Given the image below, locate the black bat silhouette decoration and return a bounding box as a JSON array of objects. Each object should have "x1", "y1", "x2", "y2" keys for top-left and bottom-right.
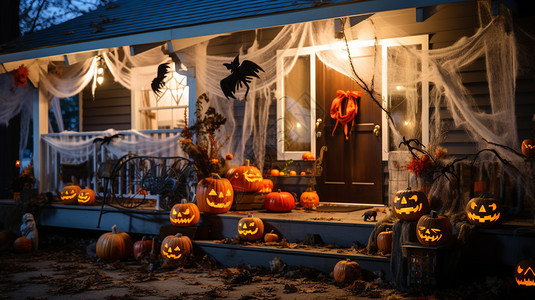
[
  {"x1": 220, "y1": 55, "x2": 264, "y2": 100},
  {"x1": 93, "y1": 134, "x2": 124, "y2": 148},
  {"x1": 151, "y1": 63, "x2": 170, "y2": 96}
]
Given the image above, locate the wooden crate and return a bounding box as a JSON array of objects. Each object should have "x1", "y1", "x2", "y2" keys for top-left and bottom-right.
[{"x1": 232, "y1": 192, "x2": 267, "y2": 210}]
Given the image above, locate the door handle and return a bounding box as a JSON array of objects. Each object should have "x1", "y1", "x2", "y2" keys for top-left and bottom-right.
[{"x1": 373, "y1": 124, "x2": 381, "y2": 136}]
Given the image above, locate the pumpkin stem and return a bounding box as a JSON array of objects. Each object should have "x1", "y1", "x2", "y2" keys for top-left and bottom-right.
[
  {"x1": 247, "y1": 214, "x2": 253, "y2": 217},
  {"x1": 112, "y1": 225, "x2": 118, "y2": 234},
  {"x1": 430, "y1": 210, "x2": 438, "y2": 218},
  {"x1": 181, "y1": 198, "x2": 187, "y2": 204},
  {"x1": 245, "y1": 159, "x2": 250, "y2": 166},
  {"x1": 174, "y1": 233, "x2": 183, "y2": 238},
  {"x1": 211, "y1": 173, "x2": 222, "y2": 179}
]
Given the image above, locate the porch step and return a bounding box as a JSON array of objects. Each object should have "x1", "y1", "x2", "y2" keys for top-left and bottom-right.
[{"x1": 194, "y1": 240, "x2": 392, "y2": 280}]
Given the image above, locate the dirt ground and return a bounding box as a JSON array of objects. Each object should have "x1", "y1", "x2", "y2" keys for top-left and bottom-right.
[{"x1": 0, "y1": 232, "x2": 529, "y2": 300}]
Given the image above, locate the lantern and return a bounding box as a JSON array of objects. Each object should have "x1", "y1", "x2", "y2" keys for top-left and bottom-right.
[
  {"x1": 392, "y1": 188, "x2": 430, "y2": 221},
  {"x1": 226, "y1": 159, "x2": 263, "y2": 192},
  {"x1": 133, "y1": 236, "x2": 159, "y2": 261},
  {"x1": 96, "y1": 225, "x2": 133, "y2": 261},
  {"x1": 515, "y1": 260, "x2": 535, "y2": 287},
  {"x1": 169, "y1": 199, "x2": 200, "y2": 227},
  {"x1": 522, "y1": 139, "x2": 535, "y2": 158},
  {"x1": 416, "y1": 211, "x2": 452, "y2": 247},
  {"x1": 196, "y1": 173, "x2": 234, "y2": 214},
  {"x1": 161, "y1": 233, "x2": 192, "y2": 263},
  {"x1": 333, "y1": 259, "x2": 361, "y2": 284},
  {"x1": 377, "y1": 229, "x2": 393, "y2": 253},
  {"x1": 238, "y1": 214, "x2": 264, "y2": 241},
  {"x1": 77, "y1": 188, "x2": 96, "y2": 206},
  {"x1": 466, "y1": 196, "x2": 502, "y2": 227},
  {"x1": 259, "y1": 179, "x2": 274, "y2": 193},
  {"x1": 264, "y1": 190, "x2": 295, "y2": 212},
  {"x1": 300, "y1": 189, "x2": 320, "y2": 209},
  {"x1": 60, "y1": 185, "x2": 82, "y2": 205}
]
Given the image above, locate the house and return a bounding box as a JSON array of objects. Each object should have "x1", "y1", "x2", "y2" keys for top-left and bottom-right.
[{"x1": 1, "y1": 0, "x2": 534, "y2": 287}]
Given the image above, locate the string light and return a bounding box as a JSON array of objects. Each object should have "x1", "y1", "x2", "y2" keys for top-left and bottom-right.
[{"x1": 96, "y1": 56, "x2": 104, "y2": 85}]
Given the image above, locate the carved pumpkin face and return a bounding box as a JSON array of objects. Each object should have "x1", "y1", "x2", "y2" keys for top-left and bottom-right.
[
  {"x1": 515, "y1": 260, "x2": 535, "y2": 287},
  {"x1": 160, "y1": 233, "x2": 192, "y2": 263},
  {"x1": 466, "y1": 197, "x2": 501, "y2": 227},
  {"x1": 393, "y1": 189, "x2": 430, "y2": 221},
  {"x1": 416, "y1": 211, "x2": 452, "y2": 247},
  {"x1": 259, "y1": 179, "x2": 274, "y2": 193},
  {"x1": 196, "y1": 174, "x2": 234, "y2": 214},
  {"x1": 522, "y1": 139, "x2": 535, "y2": 158},
  {"x1": 60, "y1": 185, "x2": 82, "y2": 205},
  {"x1": 226, "y1": 159, "x2": 263, "y2": 192},
  {"x1": 238, "y1": 214, "x2": 264, "y2": 241},
  {"x1": 77, "y1": 188, "x2": 96, "y2": 206},
  {"x1": 170, "y1": 201, "x2": 200, "y2": 227},
  {"x1": 264, "y1": 190, "x2": 295, "y2": 212},
  {"x1": 300, "y1": 190, "x2": 320, "y2": 209}
]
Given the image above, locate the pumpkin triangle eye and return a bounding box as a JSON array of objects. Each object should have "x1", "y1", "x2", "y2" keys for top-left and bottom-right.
[
  {"x1": 168, "y1": 247, "x2": 173, "y2": 253},
  {"x1": 164, "y1": 243, "x2": 168, "y2": 248},
  {"x1": 226, "y1": 189, "x2": 232, "y2": 196},
  {"x1": 219, "y1": 192, "x2": 224, "y2": 198},
  {"x1": 242, "y1": 223, "x2": 247, "y2": 229},
  {"x1": 401, "y1": 197, "x2": 407, "y2": 204},
  {"x1": 209, "y1": 189, "x2": 217, "y2": 196},
  {"x1": 174, "y1": 246, "x2": 180, "y2": 251},
  {"x1": 518, "y1": 265, "x2": 524, "y2": 274},
  {"x1": 479, "y1": 206, "x2": 487, "y2": 213}
]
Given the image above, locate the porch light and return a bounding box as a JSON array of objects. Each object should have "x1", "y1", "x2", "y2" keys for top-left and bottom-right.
[
  {"x1": 404, "y1": 121, "x2": 410, "y2": 126},
  {"x1": 96, "y1": 56, "x2": 105, "y2": 85}
]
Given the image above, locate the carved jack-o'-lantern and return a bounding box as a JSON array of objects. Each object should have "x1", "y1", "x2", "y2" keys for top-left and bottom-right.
[
  {"x1": 259, "y1": 179, "x2": 274, "y2": 193},
  {"x1": 77, "y1": 188, "x2": 96, "y2": 206},
  {"x1": 238, "y1": 214, "x2": 264, "y2": 241},
  {"x1": 226, "y1": 159, "x2": 263, "y2": 192},
  {"x1": 300, "y1": 189, "x2": 320, "y2": 209},
  {"x1": 169, "y1": 199, "x2": 200, "y2": 227},
  {"x1": 60, "y1": 185, "x2": 82, "y2": 205},
  {"x1": 466, "y1": 196, "x2": 502, "y2": 227},
  {"x1": 160, "y1": 233, "x2": 192, "y2": 263},
  {"x1": 515, "y1": 260, "x2": 535, "y2": 287},
  {"x1": 416, "y1": 211, "x2": 452, "y2": 247},
  {"x1": 196, "y1": 173, "x2": 234, "y2": 214},
  {"x1": 522, "y1": 139, "x2": 535, "y2": 158},
  {"x1": 392, "y1": 188, "x2": 430, "y2": 221}
]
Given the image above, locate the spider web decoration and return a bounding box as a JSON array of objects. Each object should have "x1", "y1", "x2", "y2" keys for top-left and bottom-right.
[{"x1": 155, "y1": 71, "x2": 188, "y2": 105}]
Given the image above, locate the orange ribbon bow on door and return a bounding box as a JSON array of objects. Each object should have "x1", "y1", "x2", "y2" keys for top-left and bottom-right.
[{"x1": 330, "y1": 90, "x2": 361, "y2": 140}]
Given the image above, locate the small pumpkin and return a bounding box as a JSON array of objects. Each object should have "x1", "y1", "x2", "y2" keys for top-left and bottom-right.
[
  {"x1": 161, "y1": 233, "x2": 192, "y2": 264},
  {"x1": 133, "y1": 236, "x2": 159, "y2": 261},
  {"x1": 302, "y1": 151, "x2": 315, "y2": 161},
  {"x1": 270, "y1": 169, "x2": 280, "y2": 176},
  {"x1": 238, "y1": 214, "x2": 264, "y2": 241},
  {"x1": 96, "y1": 225, "x2": 133, "y2": 261},
  {"x1": 377, "y1": 229, "x2": 393, "y2": 253},
  {"x1": 196, "y1": 173, "x2": 234, "y2": 214},
  {"x1": 333, "y1": 259, "x2": 361, "y2": 284},
  {"x1": 466, "y1": 196, "x2": 502, "y2": 227},
  {"x1": 77, "y1": 188, "x2": 96, "y2": 206},
  {"x1": 226, "y1": 159, "x2": 263, "y2": 192},
  {"x1": 264, "y1": 230, "x2": 279, "y2": 243},
  {"x1": 264, "y1": 190, "x2": 295, "y2": 212},
  {"x1": 60, "y1": 185, "x2": 82, "y2": 205},
  {"x1": 392, "y1": 188, "x2": 430, "y2": 221},
  {"x1": 522, "y1": 139, "x2": 535, "y2": 157},
  {"x1": 13, "y1": 236, "x2": 32, "y2": 253},
  {"x1": 416, "y1": 211, "x2": 452, "y2": 247},
  {"x1": 289, "y1": 170, "x2": 297, "y2": 176},
  {"x1": 259, "y1": 179, "x2": 274, "y2": 193},
  {"x1": 515, "y1": 259, "x2": 535, "y2": 287},
  {"x1": 170, "y1": 199, "x2": 200, "y2": 226},
  {"x1": 300, "y1": 188, "x2": 320, "y2": 209}
]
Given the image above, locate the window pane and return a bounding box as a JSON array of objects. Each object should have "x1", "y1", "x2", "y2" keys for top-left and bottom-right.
[{"x1": 283, "y1": 55, "x2": 311, "y2": 151}]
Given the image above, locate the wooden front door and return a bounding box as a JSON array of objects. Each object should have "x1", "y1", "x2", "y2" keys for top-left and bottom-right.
[{"x1": 315, "y1": 59, "x2": 383, "y2": 204}]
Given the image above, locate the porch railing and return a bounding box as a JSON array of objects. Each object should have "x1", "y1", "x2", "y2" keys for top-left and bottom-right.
[{"x1": 40, "y1": 129, "x2": 185, "y2": 208}]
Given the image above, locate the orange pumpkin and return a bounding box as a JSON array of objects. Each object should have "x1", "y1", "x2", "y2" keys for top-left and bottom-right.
[
  {"x1": 289, "y1": 170, "x2": 297, "y2": 176},
  {"x1": 264, "y1": 230, "x2": 279, "y2": 243},
  {"x1": 96, "y1": 225, "x2": 133, "y2": 261},
  {"x1": 170, "y1": 199, "x2": 200, "y2": 226},
  {"x1": 302, "y1": 151, "x2": 315, "y2": 161},
  {"x1": 333, "y1": 259, "x2": 361, "y2": 284},
  {"x1": 300, "y1": 189, "x2": 320, "y2": 209},
  {"x1": 133, "y1": 236, "x2": 159, "y2": 261},
  {"x1": 270, "y1": 169, "x2": 280, "y2": 177},
  {"x1": 77, "y1": 188, "x2": 96, "y2": 206},
  {"x1": 238, "y1": 214, "x2": 264, "y2": 241},
  {"x1": 13, "y1": 236, "x2": 32, "y2": 253},
  {"x1": 522, "y1": 139, "x2": 535, "y2": 157},
  {"x1": 226, "y1": 159, "x2": 263, "y2": 192},
  {"x1": 392, "y1": 188, "x2": 430, "y2": 221},
  {"x1": 377, "y1": 229, "x2": 393, "y2": 253},
  {"x1": 60, "y1": 185, "x2": 82, "y2": 205},
  {"x1": 259, "y1": 179, "x2": 274, "y2": 193},
  {"x1": 161, "y1": 233, "x2": 192, "y2": 264},
  {"x1": 196, "y1": 173, "x2": 234, "y2": 214},
  {"x1": 264, "y1": 190, "x2": 295, "y2": 212}
]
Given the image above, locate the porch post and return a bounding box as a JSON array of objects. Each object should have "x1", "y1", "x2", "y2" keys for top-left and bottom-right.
[{"x1": 33, "y1": 79, "x2": 49, "y2": 192}]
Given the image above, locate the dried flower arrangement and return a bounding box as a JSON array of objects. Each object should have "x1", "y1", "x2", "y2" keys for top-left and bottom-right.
[{"x1": 180, "y1": 93, "x2": 230, "y2": 179}]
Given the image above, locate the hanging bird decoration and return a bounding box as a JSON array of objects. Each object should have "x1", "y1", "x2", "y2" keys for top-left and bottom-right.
[
  {"x1": 220, "y1": 55, "x2": 264, "y2": 100},
  {"x1": 151, "y1": 63, "x2": 170, "y2": 96}
]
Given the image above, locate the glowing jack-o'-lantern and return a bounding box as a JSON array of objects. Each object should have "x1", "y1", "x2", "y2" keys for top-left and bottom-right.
[
  {"x1": 238, "y1": 214, "x2": 264, "y2": 241},
  {"x1": 416, "y1": 211, "x2": 452, "y2": 247},
  {"x1": 259, "y1": 179, "x2": 274, "y2": 193},
  {"x1": 392, "y1": 188, "x2": 430, "y2": 221},
  {"x1": 466, "y1": 196, "x2": 502, "y2": 227},
  {"x1": 60, "y1": 185, "x2": 82, "y2": 205},
  {"x1": 160, "y1": 233, "x2": 192, "y2": 264},
  {"x1": 169, "y1": 199, "x2": 200, "y2": 227},
  {"x1": 300, "y1": 189, "x2": 320, "y2": 209},
  {"x1": 77, "y1": 188, "x2": 96, "y2": 206},
  {"x1": 515, "y1": 260, "x2": 535, "y2": 287},
  {"x1": 522, "y1": 139, "x2": 535, "y2": 158},
  {"x1": 196, "y1": 173, "x2": 234, "y2": 214},
  {"x1": 226, "y1": 159, "x2": 263, "y2": 192}
]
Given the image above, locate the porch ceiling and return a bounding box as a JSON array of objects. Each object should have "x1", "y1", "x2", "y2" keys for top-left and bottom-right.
[{"x1": 0, "y1": 0, "x2": 468, "y2": 64}]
